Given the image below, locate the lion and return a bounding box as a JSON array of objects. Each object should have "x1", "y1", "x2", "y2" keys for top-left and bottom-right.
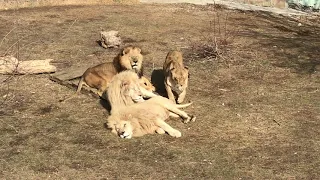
[
  {"x1": 106, "y1": 70, "x2": 158, "y2": 106},
  {"x1": 163, "y1": 50, "x2": 189, "y2": 104},
  {"x1": 139, "y1": 76, "x2": 156, "y2": 93},
  {"x1": 106, "y1": 71, "x2": 196, "y2": 138},
  {"x1": 76, "y1": 46, "x2": 143, "y2": 96},
  {"x1": 107, "y1": 102, "x2": 191, "y2": 139}
]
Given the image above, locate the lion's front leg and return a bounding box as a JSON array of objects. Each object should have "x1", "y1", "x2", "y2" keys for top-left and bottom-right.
[
  {"x1": 177, "y1": 89, "x2": 187, "y2": 104},
  {"x1": 165, "y1": 81, "x2": 176, "y2": 103},
  {"x1": 140, "y1": 87, "x2": 158, "y2": 98},
  {"x1": 154, "y1": 119, "x2": 181, "y2": 138}
]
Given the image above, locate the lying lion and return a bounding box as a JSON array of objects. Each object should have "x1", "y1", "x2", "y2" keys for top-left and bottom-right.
[
  {"x1": 106, "y1": 70, "x2": 158, "y2": 106},
  {"x1": 163, "y1": 50, "x2": 189, "y2": 104},
  {"x1": 77, "y1": 46, "x2": 144, "y2": 96},
  {"x1": 140, "y1": 76, "x2": 155, "y2": 93},
  {"x1": 107, "y1": 100, "x2": 193, "y2": 139},
  {"x1": 106, "y1": 71, "x2": 196, "y2": 139}
]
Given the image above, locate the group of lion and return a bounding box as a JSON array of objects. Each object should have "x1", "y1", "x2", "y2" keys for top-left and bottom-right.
[{"x1": 75, "y1": 46, "x2": 195, "y2": 139}]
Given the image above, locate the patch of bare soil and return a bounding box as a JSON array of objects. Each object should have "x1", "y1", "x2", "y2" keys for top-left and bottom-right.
[{"x1": 0, "y1": 4, "x2": 319, "y2": 179}]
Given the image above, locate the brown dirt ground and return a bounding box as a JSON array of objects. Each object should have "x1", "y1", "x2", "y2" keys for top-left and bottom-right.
[{"x1": 0, "y1": 3, "x2": 319, "y2": 179}]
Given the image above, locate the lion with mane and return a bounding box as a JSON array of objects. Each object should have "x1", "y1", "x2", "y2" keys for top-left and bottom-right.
[
  {"x1": 106, "y1": 71, "x2": 196, "y2": 139},
  {"x1": 77, "y1": 46, "x2": 144, "y2": 96}
]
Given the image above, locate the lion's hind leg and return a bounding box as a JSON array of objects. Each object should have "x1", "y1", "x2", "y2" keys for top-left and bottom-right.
[
  {"x1": 76, "y1": 77, "x2": 85, "y2": 94},
  {"x1": 60, "y1": 77, "x2": 85, "y2": 102},
  {"x1": 164, "y1": 104, "x2": 196, "y2": 123},
  {"x1": 169, "y1": 112, "x2": 180, "y2": 118},
  {"x1": 154, "y1": 119, "x2": 181, "y2": 138}
]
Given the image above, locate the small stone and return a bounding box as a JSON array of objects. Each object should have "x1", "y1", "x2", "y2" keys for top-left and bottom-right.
[{"x1": 100, "y1": 30, "x2": 122, "y2": 48}]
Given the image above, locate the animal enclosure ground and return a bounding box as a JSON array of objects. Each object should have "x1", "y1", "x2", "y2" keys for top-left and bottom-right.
[{"x1": 0, "y1": 4, "x2": 319, "y2": 179}]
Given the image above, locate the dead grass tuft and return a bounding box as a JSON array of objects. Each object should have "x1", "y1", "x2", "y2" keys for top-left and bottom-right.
[{"x1": 188, "y1": 8, "x2": 238, "y2": 61}]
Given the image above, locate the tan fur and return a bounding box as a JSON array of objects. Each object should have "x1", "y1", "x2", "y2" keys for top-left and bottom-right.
[
  {"x1": 140, "y1": 76, "x2": 156, "y2": 92},
  {"x1": 163, "y1": 50, "x2": 189, "y2": 104},
  {"x1": 106, "y1": 71, "x2": 158, "y2": 109},
  {"x1": 107, "y1": 103, "x2": 181, "y2": 138},
  {"x1": 76, "y1": 46, "x2": 143, "y2": 96},
  {"x1": 106, "y1": 71, "x2": 196, "y2": 138},
  {"x1": 107, "y1": 71, "x2": 194, "y2": 119}
]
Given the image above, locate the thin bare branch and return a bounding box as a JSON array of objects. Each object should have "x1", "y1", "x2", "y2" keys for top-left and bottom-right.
[{"x1": 0, "y1": 27, "x2": 17, "y2": 47}]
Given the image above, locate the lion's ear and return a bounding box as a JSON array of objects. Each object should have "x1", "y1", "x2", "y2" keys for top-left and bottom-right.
[
  {"x1": 123, "y1": 47, "x2": 131, "y2": 55},
  {"x1": 121, "y1": 80, "x2": 130, "y2": 87},
  {"x1": 106, "y1": 119, "x2": 114, "y2": 129},
  {"x1": 134, "y1": 47, "x2": 141, "y2": 53}
]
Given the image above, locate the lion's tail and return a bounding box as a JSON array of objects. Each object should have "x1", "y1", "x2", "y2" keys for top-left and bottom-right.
[
  {"x1": 60, "y1": 77, "x2": 84, "y2": 103},
  {"x1": 176, "y1": 102, "x2": 193, "y2": 108}
]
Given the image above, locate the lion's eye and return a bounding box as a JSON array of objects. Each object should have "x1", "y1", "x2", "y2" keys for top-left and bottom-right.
[{"x1": 144, "y1": 82, "x2": 147, "y2": 86}]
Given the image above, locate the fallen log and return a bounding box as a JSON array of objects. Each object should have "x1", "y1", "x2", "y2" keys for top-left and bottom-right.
[{"x1": 0, "y1": 56, "x2": 57, "y2": 74}]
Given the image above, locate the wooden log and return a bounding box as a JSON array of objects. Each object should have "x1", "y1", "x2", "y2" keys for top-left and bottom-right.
[{"x1": 0, "y1": 56, "x2": 56, "y2": 74}]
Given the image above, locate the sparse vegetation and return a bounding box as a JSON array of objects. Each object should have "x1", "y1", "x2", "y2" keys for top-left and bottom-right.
[
  {"x1": 189, "y1": 5, "x2": 238, "y2": 61},
  {"x1": 0, "y1": 3, "x2": 319, "y2": 179}
]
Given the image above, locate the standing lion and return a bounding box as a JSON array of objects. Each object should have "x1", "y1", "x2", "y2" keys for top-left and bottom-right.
[
  {"x1": 76, "y1": 46, "x2": 144, "y2": 96},
  {"x1": 163, "y1": 50, "x2": 189, "y2": 104}
]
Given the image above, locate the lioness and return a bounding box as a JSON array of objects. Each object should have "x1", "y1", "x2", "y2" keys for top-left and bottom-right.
[
  {"x1": 163, "y1": 50, "x2": 189, "y2": 104},
  {"x1": 77, "y1": 46, "x2": 143, "y2": 96}
]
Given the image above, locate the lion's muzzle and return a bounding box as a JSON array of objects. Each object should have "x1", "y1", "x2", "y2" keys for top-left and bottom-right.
[{"x1": 119, "y1": 131, "x2": 132, "y2": 139}]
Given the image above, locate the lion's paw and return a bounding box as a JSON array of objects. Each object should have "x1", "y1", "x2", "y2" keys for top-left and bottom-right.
[
  {"x1": 170, "y1": 130, "x2": 182, "y2": 138},
  {"x1": 177, "y1": 97, "x2": 185, "y2": 104},
  {"x1": 183, "y1": 115, "x2": 196, "y2": 124},
  {"x1": 190, "y1": 115, "x2": 196, "y2": 122}
]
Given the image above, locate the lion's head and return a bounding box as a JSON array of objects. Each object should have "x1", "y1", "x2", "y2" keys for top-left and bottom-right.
[
  {"x1": 167, "y1": 64, "x2": 189, "y2": 93},
  {"x1": 107, "y1": 118, "x2": 133, "y2": 139},
  {"x1": 140, "y1": 76, "x2": 156, "y2": 92},
  {"x1": 118, "y1": 46, "x2": 143, "y2": 76},
  {"x1": 107, "y1": 71, "x2": 146, "y2": 112}
]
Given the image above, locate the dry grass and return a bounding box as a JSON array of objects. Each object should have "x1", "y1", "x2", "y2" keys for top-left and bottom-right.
[
  {"x1": 188, "y1": 5, "x2": 238, "y2": 62},
  {"x1": 0, "y1": 0, "x2": 139, "y2": 10},
  {"x1": 0, "y1": 3, "x2": 319, "y2": 179}
]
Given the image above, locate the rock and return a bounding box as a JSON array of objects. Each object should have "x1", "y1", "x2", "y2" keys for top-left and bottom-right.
[{"x1": 100, "y1": 30, "x2": 122, "y2": 48}]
